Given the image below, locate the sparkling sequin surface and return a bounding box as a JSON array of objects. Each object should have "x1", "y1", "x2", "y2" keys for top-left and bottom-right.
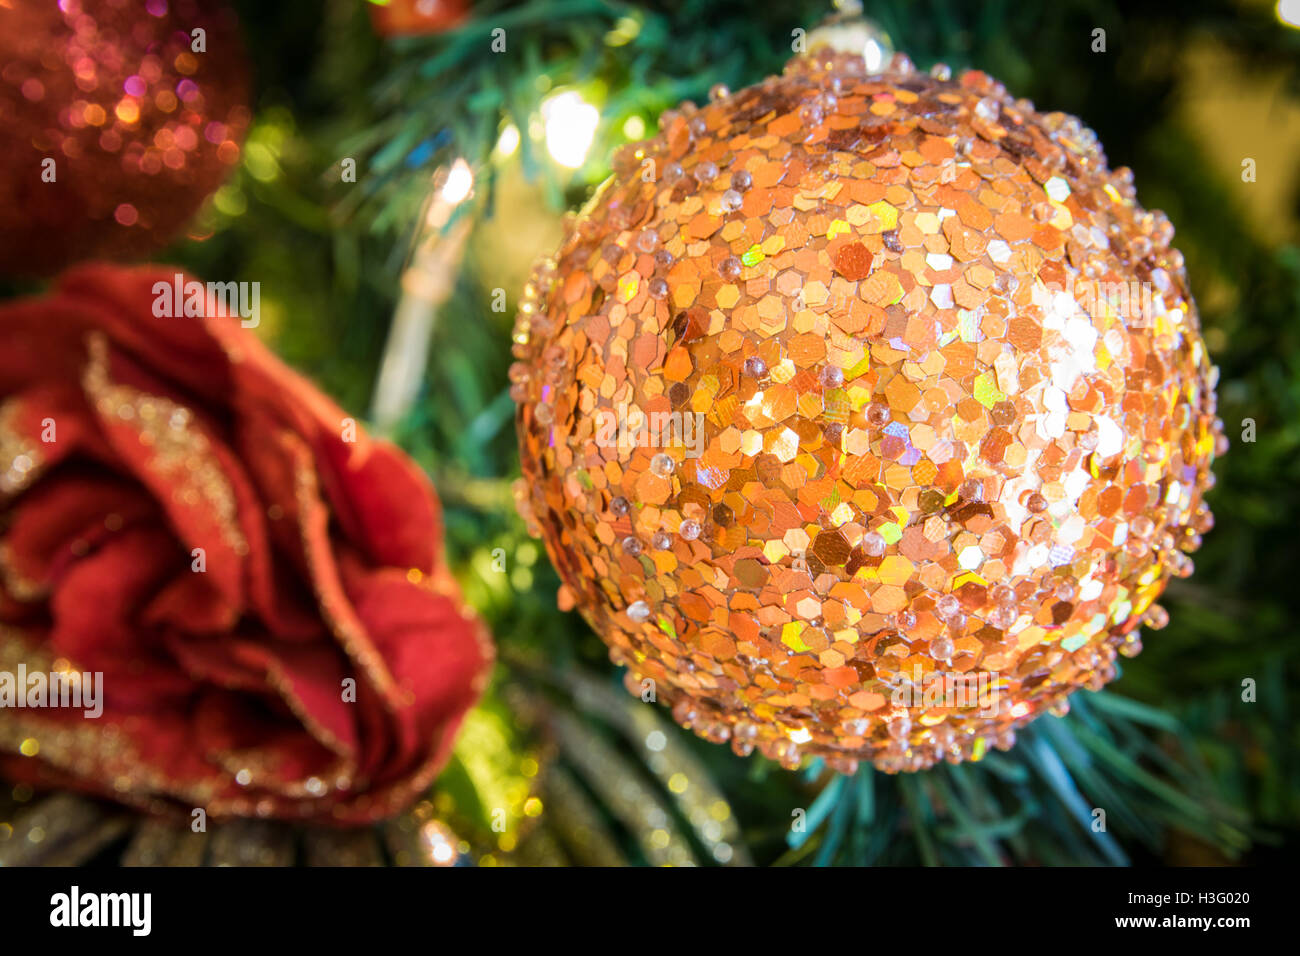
[{"x1": 513, "y1": 51, "x2": 1223, "y2": 772}]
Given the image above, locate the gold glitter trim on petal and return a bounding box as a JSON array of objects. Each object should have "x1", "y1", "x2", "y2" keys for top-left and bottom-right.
[
  {"x1": 286, "y1": 435, "x2": 402, "y2": 704},
  {"x1": 80, "y1": 332, "x2": 248, "y2": 558},
  {"x1": 0, "y1": 398, "x2": 45, "y2": 498}
]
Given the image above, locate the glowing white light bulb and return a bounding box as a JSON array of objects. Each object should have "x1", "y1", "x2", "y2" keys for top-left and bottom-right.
[
  {"x1": 541, "y1": 90, "x2": 599, "y2": 169},
  {"x1": 863, "y1": 36, "x2": 886, "y2": 72},
  {"x1": 1279, "y1": 0, "x2": 1300, "y2": 28},
  {"x1": 496, "y1": 123, "x2": 520, "y2": 157},
  {"x1": 440, "y1": 158, "x2": 474, "y2": 204}
]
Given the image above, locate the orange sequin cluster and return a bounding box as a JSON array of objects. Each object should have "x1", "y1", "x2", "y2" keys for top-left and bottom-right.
[{"x1": 513, "y1": 51, "x2": 1223, "y2": 772}]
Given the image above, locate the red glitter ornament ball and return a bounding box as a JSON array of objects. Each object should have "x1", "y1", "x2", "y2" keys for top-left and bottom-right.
[
  {"x1": 513, "y1": 48, "x2": 1225, "y2": 773},
  {"x1": 367, "y1": 0, "x2": 470, "y2": 37},
  {"x1": 0, "y1": 0, "x2": 250, "y2": 276}
]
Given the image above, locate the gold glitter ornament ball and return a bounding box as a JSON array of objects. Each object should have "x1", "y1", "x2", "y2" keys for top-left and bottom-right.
[{"x1": 512, "y1": 49, "x2": 1225, "y2": 773}]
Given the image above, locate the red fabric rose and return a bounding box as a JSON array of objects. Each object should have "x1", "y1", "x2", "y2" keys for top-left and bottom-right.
[{"x1": 0, "y1": 264, "x2": 492, "y2": 823}]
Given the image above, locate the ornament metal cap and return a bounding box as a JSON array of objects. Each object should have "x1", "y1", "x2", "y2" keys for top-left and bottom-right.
[{"x1": 800, "y1": 0, "x2": 894, "y2": 73}]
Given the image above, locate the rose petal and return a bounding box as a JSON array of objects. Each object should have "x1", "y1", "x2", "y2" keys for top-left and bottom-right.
[
  {"x1": 81, "y1": 337, "x2": 249, "y2": 611},
  {"x1": 48, "y1": 525, "x2": 195, "y2": 710},
  {"x1": 340, "y1": 555, "x2": 490, "y2": 776},
  {"x1": 55, "y1": 266, "x2": 236, "y2": 405},
  {"x1": 2, "y1": 470, "x2": 155, "y2": 600},
  {"x1": 0, "y1": 383, "x2": 118, "y2": 483},
  {"x1": 166, "y1": 633, "x2": 358, "y2": 759}
]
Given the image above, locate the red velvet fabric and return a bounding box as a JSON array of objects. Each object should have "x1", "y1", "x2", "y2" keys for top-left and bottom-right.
[{"x1": 0, "y1": 265, "x2": 492, "y2": 824}]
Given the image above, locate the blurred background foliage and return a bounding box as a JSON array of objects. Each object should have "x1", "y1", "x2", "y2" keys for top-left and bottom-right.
[{"x1": 27, "y1": 0, "x2": 1298, "y2": 863}]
